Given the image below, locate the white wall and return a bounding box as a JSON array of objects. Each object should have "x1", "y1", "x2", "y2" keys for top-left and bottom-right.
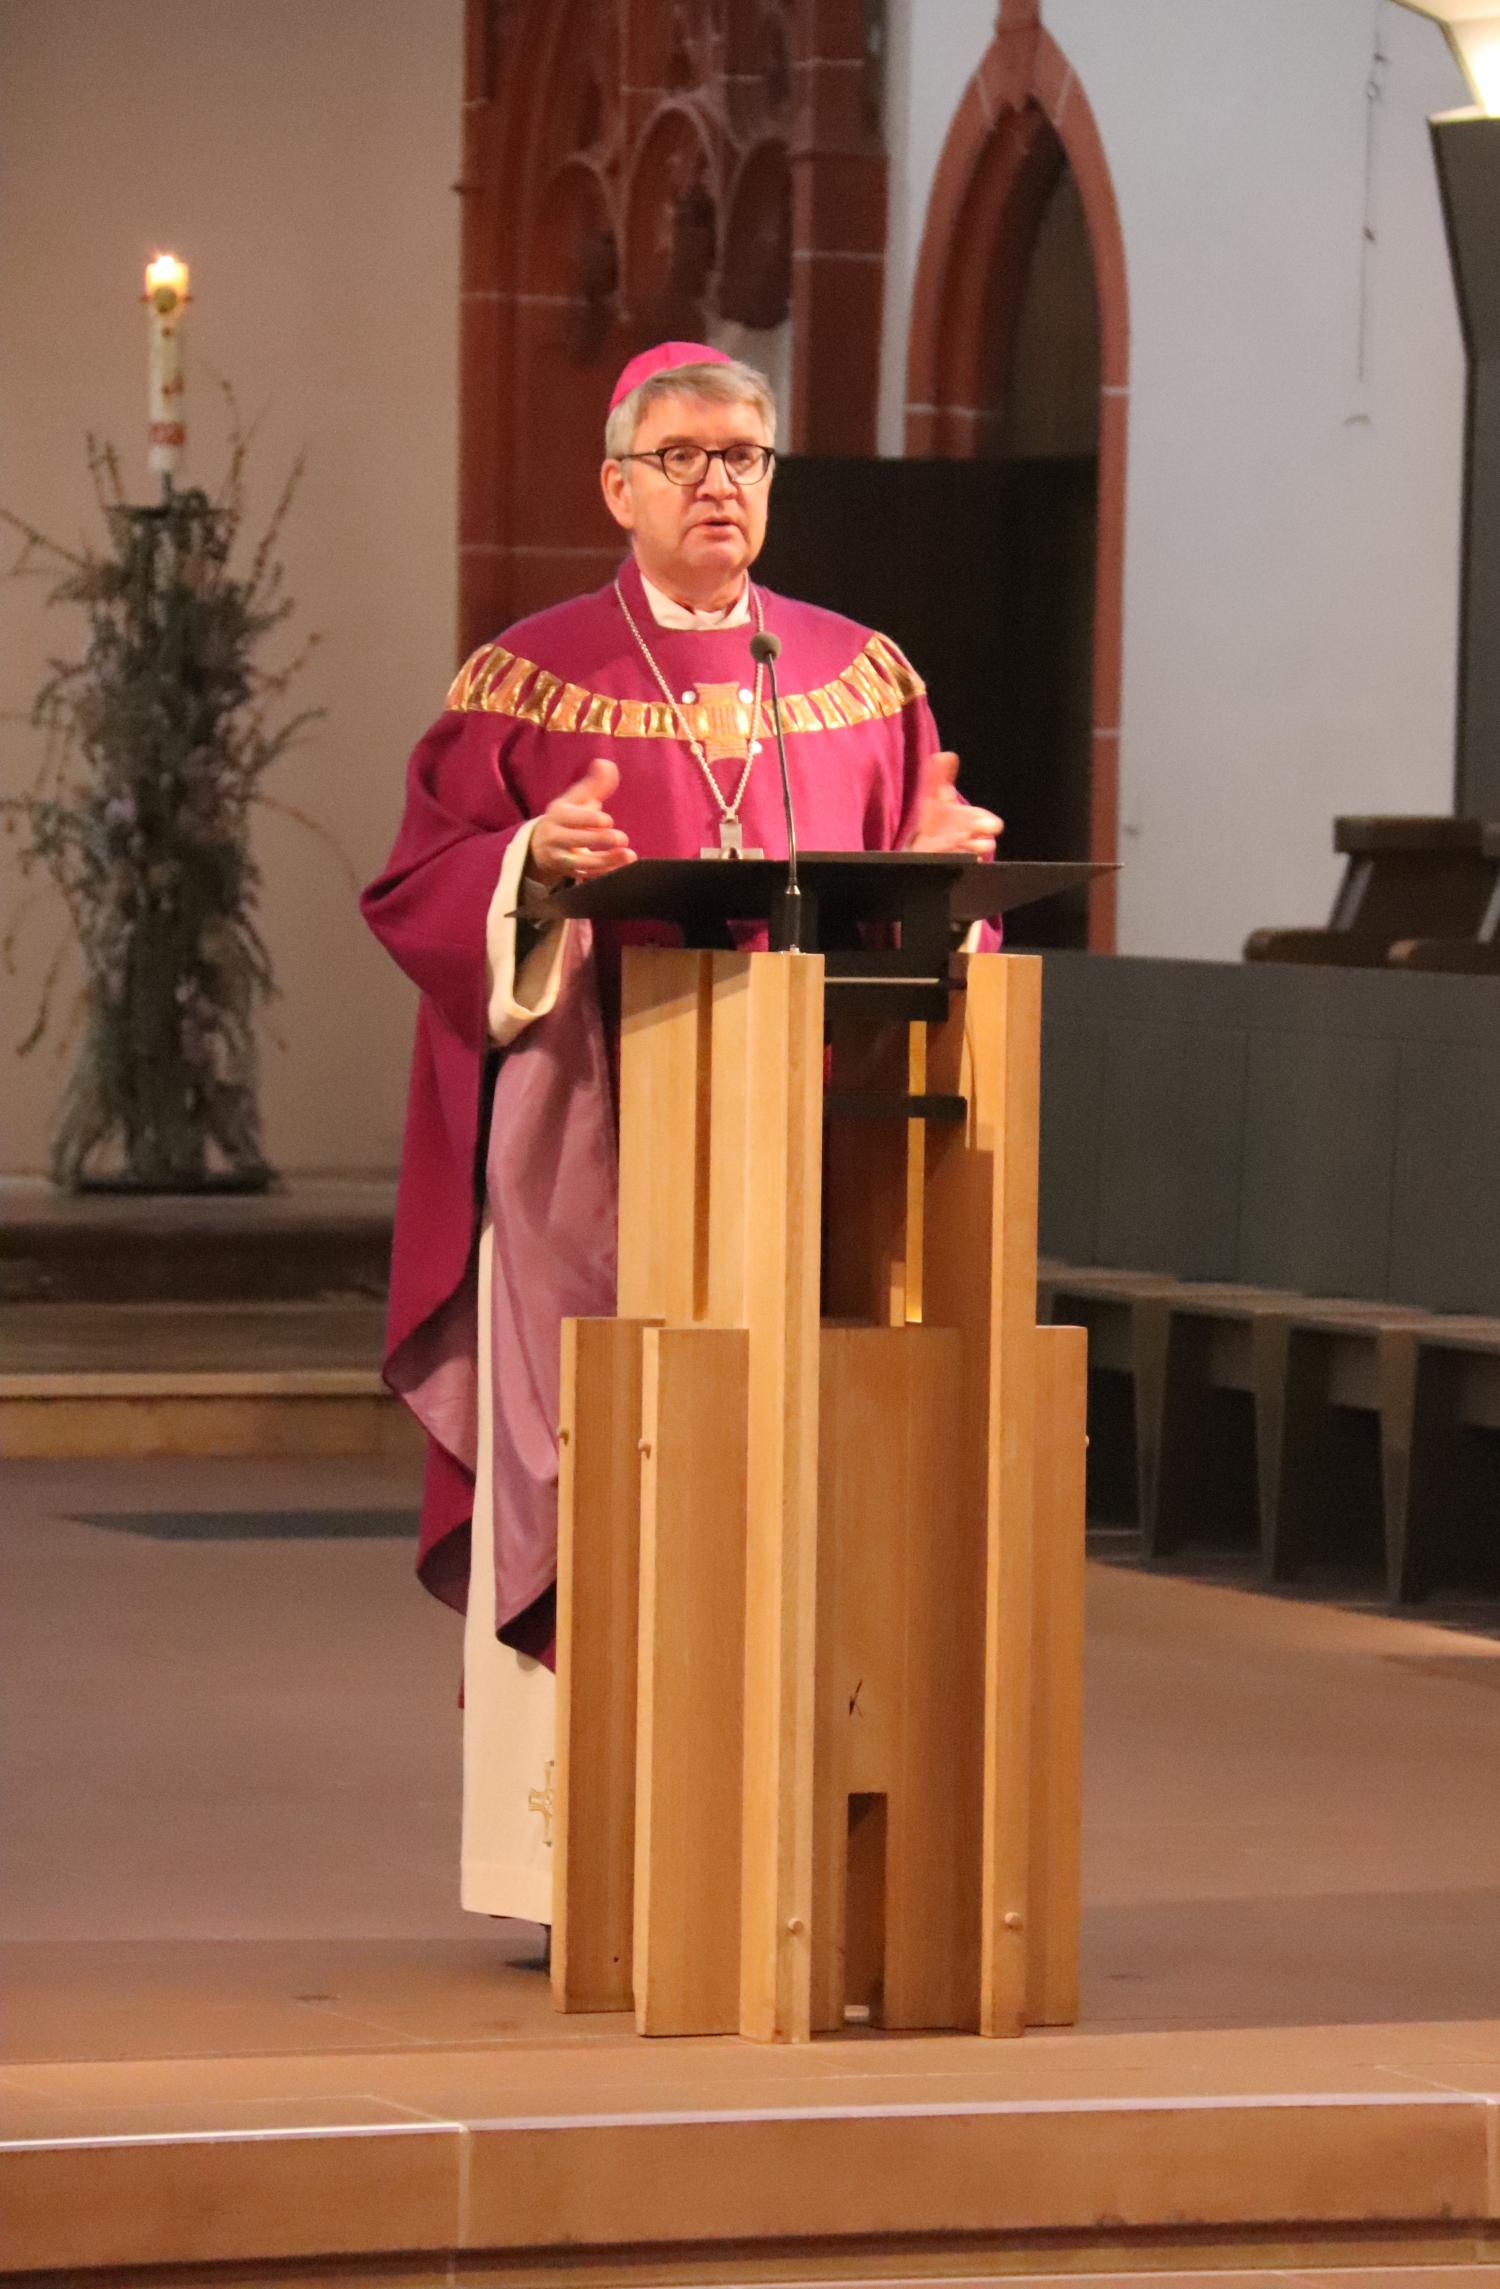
[
  {"x1": 879, "y1": 0, "x2": 999, "y2": 460},
  {"x1": 0, "y1": 0, "x2": 461, "y2": 1177},
  {"x1": 882, "y1": 0, "x2": 1470, "y2": 959}
]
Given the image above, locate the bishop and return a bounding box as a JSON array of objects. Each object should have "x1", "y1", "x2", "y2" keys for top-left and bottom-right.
[{"x1": 361, "y1": 342, "x2": 1002, "y2": 1927}]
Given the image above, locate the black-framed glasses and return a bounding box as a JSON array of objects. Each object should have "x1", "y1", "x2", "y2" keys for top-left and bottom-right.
[{"x1": 617, "y1": 442, "x2": 776, "y2": 487}]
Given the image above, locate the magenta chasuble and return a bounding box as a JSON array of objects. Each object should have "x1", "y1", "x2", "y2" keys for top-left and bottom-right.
[{"x1": 361, "y1": 556, "x2": 943, "y2": 1667}]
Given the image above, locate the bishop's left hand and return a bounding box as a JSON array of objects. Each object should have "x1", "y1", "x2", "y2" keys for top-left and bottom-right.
[{"x1": 908, "y1": 749, "x2": 1002, "y2": 858}]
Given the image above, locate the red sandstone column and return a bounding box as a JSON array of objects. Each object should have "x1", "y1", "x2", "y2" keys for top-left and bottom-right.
[{"x1": 789, "y1": 0, "x2": 887, "y2": 455}]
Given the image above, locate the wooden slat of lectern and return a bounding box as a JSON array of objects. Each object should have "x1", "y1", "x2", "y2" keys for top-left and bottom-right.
[
  {"x1": 812, "y1": 1324, "x2": 973, "y2": 2031},
  {"x1": 924, "y1": 956, "x2": 1041, "y2": 2037},
  {"x1": 739, "y1": 955, "x2": 824, "y2": 2042},
  {"x1": 615, "y1": 949, "x2": 705, "y2": 1324},
  {"x1": 1027, "y1": 1321, "x2": 1089, "y2": 2028},
  {"x1": 634, "y1": 1324, "x2": 747, "y2": 2034},
  {"x1": 551, "y1": 1316, "x2": 647, "y2": 2014},
  {"x1": 824, "y1": 1020, "x2": 911, "y2": 1326},
  {"x1": 553, "y1": 946, "x2": 1086, "y2": 2043}
]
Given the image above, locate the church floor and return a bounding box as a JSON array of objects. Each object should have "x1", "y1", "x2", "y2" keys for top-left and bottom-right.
[{"x1": 6, "y1": 1454, "x2": 1500, "y2": 2280}]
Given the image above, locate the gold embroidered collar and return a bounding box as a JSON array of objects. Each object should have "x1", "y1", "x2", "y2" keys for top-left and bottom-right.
[{"x1": 445, "y1": 629, "x2": 924, "y2": 749}]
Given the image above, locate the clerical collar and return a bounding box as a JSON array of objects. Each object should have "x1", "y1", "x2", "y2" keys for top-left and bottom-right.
[{"x1": 639, "y1": 569, "x2": 752, "y2": 630}]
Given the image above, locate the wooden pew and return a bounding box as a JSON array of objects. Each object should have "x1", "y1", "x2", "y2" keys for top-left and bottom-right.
[
  {"x1": 1244, "y1": 816, "x2": 1500, "y2": 969},
  {"x1": 1042, "y1": 1260, "x2": 1500, "y2": 1613},
  {"x1": 1388, "y1": 822, "x2": 1500, "y2": 973},
  {"x1": 1044, "y1": 1272, "x2": 1500, "y2": 1611},
  {"x1": 1140, "y1": 1287, "x2": 1303, "y2": 1567},
  {"x1": 1262, "y1": 1303, "x2": 1433, "y2": 1603},
  {"x1": 1395, "y1": 1321, "x2": 1500, "y2": 1603},
  {"x1": 1037, "y1": 1265, "x2": 1175, "y2": 1530}
]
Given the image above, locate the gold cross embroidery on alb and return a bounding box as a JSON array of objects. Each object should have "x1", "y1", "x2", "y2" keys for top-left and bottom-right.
[{"x1": 527, "y1": 1759, "x2": 555, "y2": 1848}]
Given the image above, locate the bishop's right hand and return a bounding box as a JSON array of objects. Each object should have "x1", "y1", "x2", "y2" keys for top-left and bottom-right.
[{"x1": 527, "y1": 758, "x2": 637, "y2": 886}]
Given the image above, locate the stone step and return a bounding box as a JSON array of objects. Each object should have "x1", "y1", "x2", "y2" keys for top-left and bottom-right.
[
  {"x1": 0, "y1": 1299, "x2": 419, "y2": 1460},
  {"x1": 0, "y1": 1178, "x2": 395, "y2": 1304},
  {"x1": 0, "y1": 1298, "x2": 388, "y2": 1375}
]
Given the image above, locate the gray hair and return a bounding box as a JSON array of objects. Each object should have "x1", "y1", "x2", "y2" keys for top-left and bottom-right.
[{"x1": 604, "y1": 357, "x2": 777, "y2": 460}]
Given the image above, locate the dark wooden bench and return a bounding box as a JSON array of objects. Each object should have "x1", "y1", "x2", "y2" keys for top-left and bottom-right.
[
  {"x1": 1388, "y1": 821, "x2": 1500, "y2": 973},
  {"x1": 1043, "y1": 1264, "x2": 1500, "y2": 1607},
  {"x1": 1040, "y1": 1269, "x2": 1310, "y2": 1559},
  {"x1": 1037, "y1": 1265, "x2": 1176, "y2": 1529},
  {"x1": 1244, "y1": 816, "x2": 1500, "y2": 969},
  {"x1": 1143, "y1": 1285, "x2": 1304, "y2": 1566},
  {"x1": 1264, "y1": 1301, "x2": 1434, "y2": 1603},
  {"x1": 1395, "y1": 1319, "x2": 1500, "y2": 1603}
]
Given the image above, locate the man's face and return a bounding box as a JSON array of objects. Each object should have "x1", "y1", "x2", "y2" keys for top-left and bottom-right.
[{"x1": 601, "y1": 390, "x2": 774, "y2": 602}]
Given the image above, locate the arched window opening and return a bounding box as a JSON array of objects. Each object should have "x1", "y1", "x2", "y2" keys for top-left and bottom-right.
[
  {"x1": 901, "y1": 36, "x2": 1129, "y2": 953},
  {"x1": 1001, "y1": 164, "x2": 1101, "y2": 463}
]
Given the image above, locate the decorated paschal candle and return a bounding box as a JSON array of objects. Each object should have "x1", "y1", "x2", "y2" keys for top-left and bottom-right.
[{"x1": 144, "y1": 253, "x2": 189, "y2": 485}]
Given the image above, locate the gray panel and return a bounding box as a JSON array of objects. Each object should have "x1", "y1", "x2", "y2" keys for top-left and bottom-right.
[
  {"x1": 1039, "y1": 1015, "x2": 1105, "y2": 1263},
  {"x1": 1046, "y1": 950, "x2": 1250, "y2": 1032},
  {"x1": 1237, "y1": 1031, "x2": 1400, "y2": 1299},
  {"x1": 1034, "y1": 952, "x2": 1500, "y2": 1308},
  {"x1": 1037, "y1": 949, "x2": 1104, "y2": 1026},
  {"x1": 1246, "y1": 960, "x2": 1500, "y2": 1047},
  {"x1": 1390, "y1": 1039, "x2": 1500, "y2": 1313},
  {"x1": 1093, "y1": 1019, "x2": 1248, "y2": 1278},
  {"x1": 1049, "y1": 948, "x2": 1500, "y2": 1047}
]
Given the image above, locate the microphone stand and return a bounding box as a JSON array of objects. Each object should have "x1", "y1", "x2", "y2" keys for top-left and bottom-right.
[{"x1": 751, "y1": 631, "x2": 802, "y2": 954}]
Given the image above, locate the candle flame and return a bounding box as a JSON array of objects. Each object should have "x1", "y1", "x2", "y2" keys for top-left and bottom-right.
[{"x1": 144, "y1": 253, "x2": 190, "y2": 304}]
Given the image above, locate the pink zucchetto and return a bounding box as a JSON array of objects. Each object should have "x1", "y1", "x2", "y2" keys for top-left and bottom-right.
[{"x1": 608, "y1": 340, "x2": 734, "y2": 411}]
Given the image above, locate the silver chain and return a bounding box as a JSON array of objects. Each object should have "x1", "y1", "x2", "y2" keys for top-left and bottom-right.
[{"x1": 613, "y1": 578, "x2": 766, "y2": 827}]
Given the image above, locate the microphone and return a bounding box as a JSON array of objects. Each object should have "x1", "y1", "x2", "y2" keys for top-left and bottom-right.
[{"x1": 749, "y1": 628, "x2": 802, "y2": 953}]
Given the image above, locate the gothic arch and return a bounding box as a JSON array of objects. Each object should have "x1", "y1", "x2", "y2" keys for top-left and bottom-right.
[{"x1": 906, "y1": 14, "x2": 1128, "y2": 952}]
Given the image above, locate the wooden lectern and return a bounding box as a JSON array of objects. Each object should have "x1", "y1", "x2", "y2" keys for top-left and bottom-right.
[{"x1": 548, "y1": 856, "x2": 1091, "y2": 2043}]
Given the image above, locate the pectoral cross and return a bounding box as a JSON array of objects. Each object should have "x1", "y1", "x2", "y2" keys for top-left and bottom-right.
[
  {"x1": 527, "y1": 1759, "x2": 555, "y2": 1848},
  {"x1": 690, "y1": 683, "x2": 766, "y2": 857},
  {"x1": 700, "y1": 816, "x2": 765, "y2": 859}
]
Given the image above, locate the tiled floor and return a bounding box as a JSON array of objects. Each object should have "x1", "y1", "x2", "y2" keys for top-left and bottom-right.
[
  {"x1": 1, "y1": 1453, "x2": 459, "y2": 1954},
  {"x1": 6, "y1": 1453, "x2": 1500, "y2": 2277},
  {"x1": 8, "y1": 1453, "x2": 1500, "y2": 2011}
]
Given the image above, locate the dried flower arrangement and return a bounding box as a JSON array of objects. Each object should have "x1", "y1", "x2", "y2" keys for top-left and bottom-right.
[{"x1": 2, "y1": 420, "x2": 328, "y2": 1190}]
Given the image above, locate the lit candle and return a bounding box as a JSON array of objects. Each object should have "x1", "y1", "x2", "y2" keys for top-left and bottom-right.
[{"x1": 144, "y1": 253, "x2": 189, "y2": 486}]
